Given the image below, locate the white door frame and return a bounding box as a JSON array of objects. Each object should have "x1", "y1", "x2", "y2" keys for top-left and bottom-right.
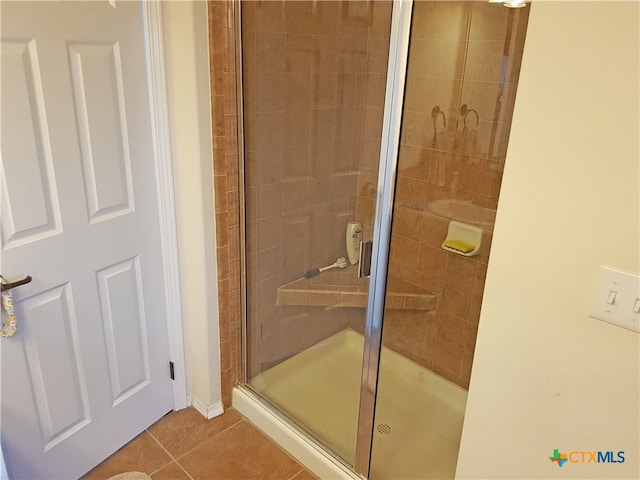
[{"x1": 142, "y1": 1, "x2": 188, "y2": 410}]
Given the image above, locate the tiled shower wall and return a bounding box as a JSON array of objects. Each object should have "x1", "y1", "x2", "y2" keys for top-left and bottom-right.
[
  {"x1": 208, "y1": 0, "x2": 528, "y2": 405},
  {"x1": 208, "y1": 0, "x2": 241, "y2": 408}
]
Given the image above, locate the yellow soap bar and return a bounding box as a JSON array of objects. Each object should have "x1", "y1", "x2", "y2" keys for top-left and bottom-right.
[{"x1": 443, "y1": 239, "x2": 475, "y2": 253}]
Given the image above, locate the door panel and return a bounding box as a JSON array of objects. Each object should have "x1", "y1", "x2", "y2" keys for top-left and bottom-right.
[
  {"x1": 1, "y1": 2, "x2": 174, "y2": 478},
  {"x1": 97, "y1": 256, "x2": 151, "y2": 405},
  {"x1": 69, "y1": 41, "x2": 135, "y2": 222},
  {"x1": 1, "y1": 40, "x2": 62, "y2": 248},
  {"x1": 18, "y1": 284, "x2": 90, "y2": 451}
]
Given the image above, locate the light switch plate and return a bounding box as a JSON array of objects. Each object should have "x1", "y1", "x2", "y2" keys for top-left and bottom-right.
[{"x1": 589, "y1": 266, "x2": 640, "y2": 333}]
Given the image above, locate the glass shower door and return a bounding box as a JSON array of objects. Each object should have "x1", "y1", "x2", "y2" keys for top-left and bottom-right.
[
  {"x1": 368, "y1": 1, "x2": 529, "y2": 478},
  {"x1": 238, "y1": 0, "x2": 528, "y2": 477},
  {"x1": 239, "y1": 0, "x2": 393, "y2": 469}
]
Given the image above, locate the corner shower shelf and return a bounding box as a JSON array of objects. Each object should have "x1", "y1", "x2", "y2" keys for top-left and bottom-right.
[{"x1": 277, "y1": 265, "x2": 436, "y2": 311}]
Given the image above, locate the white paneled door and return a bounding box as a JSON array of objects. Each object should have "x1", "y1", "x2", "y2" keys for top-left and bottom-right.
[{"x1": 1, "y1": 1, "x2": 175, "y2": 478}]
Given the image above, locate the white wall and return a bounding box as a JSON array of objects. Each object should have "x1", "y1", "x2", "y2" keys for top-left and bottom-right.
[
  {"x1": 162, "y1": 1, "x2": 223, "y2": 417},
  {"x1": 457, "y1": 1, "x2": 639, "y2": 479}
]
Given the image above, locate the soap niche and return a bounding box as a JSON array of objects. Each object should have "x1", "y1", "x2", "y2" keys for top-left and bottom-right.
[{"x1": 441, "y1": 221, "x2": 482, "y2": 257}]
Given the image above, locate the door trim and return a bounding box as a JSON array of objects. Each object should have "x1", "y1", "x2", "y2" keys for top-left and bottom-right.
[{"x1": 142, "y1": 1, "x2": 188, "y2": 410}]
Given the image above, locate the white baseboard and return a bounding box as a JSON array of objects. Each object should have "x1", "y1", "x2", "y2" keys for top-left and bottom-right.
[{"x1": 191, "y1": 395, "x2": 224, "y2": 420}]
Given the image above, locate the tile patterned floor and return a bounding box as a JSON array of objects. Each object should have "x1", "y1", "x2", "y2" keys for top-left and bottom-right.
[{"x1": 82, "y1": 408, "x2": 318, "y2": 480}]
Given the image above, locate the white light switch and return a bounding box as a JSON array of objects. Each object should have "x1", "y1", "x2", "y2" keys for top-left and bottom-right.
[{"x1": 589, "y1": 266, "x2": 640, "y2": 333}]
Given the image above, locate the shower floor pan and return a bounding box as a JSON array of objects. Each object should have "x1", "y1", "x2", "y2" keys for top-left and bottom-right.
[{"x1": 248, "y1": 328, "x2": 467, "y2": 479}]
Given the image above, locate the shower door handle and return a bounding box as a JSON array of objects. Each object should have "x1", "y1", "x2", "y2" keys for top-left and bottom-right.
[{"x1": 357, "y1": 241, "x2": 372, "y2": 278}]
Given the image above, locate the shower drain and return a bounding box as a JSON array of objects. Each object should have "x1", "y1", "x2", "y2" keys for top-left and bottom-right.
[{"x1": 375, "y1": 422, "x2": 393, "y2": 438}]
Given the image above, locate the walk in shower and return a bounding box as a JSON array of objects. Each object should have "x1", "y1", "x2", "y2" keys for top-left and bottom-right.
[{"x1": 234, "y1": 1, "x2": 529, "y2": 477}]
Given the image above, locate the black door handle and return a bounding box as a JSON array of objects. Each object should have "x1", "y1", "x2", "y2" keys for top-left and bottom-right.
[{"x1": 0, "y1": 275, "x2": 32, "y2": 292}]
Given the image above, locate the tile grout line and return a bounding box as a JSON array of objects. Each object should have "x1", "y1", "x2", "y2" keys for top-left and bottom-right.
[
  {"x1": 170, "y1": 460, "x2": 195, "y2": 480},
  {"x1": 237, "y1": 413, "x2": 316, "y2": 479},
  {"x1": 154, "y1": 416, "x2": 246, "y2": 465},
  {"x1": 145, "y1": 429, "x2": 182, "y2": 477},
  {"x1": 148, "y1": 411, "x2": 314, "y2": 480},
  {"x1": 164, "y1": 417, "x2": 246, "y2": 480},
  {"x1": 284, "y1": 467, "x2": 306, "y2": 480}
]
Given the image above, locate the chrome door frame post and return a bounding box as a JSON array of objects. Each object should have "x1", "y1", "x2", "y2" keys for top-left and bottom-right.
[{"x1": 354, "y1": 0, "x2": 414, "y2": 475}]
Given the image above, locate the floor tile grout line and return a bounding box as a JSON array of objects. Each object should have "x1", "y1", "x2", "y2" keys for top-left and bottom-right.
[
  {"x1": 285, "y1": 467, "x2": 306, "y2": 480},
  {"x1": 235, "y1": 414, "x2": 316, "y2": 478},
  {"x1": 171, "y1": 458, "x2": 196, "y2": 480},
  {"x1": 163, "y1": 416, "x2": 246, "y2": 463},
  {"x1": 164, "y1": 417, "x2": 248, "y2": 480},
  {"x1": 91, "y1": 409, "x2": 315, "y2": 480},
  {"x1": 145, "y1": 426, "x2": 194, "y2": 480},
  {"x1": 169, "y1": 415, "x2": 312, "y2": 480},
  {"x1": 145, "y1": 429, "x2": 181, "y2": 476}
]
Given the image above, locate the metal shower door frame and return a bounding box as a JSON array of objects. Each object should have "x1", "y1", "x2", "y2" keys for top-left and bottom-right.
[{"x1": 355, "y1": 0, "x2": 414, "y2": 475}]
